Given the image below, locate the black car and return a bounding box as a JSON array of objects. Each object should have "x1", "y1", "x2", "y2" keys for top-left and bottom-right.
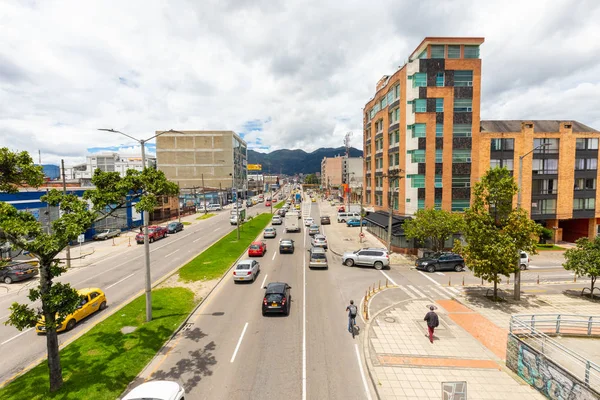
[
  {"x1": 415, "y1": 252, "x2": 465, "y2": 273},
  {"x1": 279, "y1": 239, "x2": 295, "y2": 254},
  {"x1": 0, "y1": 262, "x2": 39, "y2": 284},
  {"x1": 277, "y1": 208, "x2": 286, "y2": 217},
  {"x1": 167, "y1": 221, "x2": 184, "y2": 234},
  {"x1": 320, "y1": 216, "x2": 331, "y2": 225},
  {"x1": 262, "y1": 282, "x2": 291, "y2": 316},
  {"x1": 246, "y1": 200, "x2": 253, "y2": 207}
]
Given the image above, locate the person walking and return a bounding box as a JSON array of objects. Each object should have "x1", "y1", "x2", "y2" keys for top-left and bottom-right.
[{"x1": 424, "y1": 306, "x2": 439, "y2": 344}]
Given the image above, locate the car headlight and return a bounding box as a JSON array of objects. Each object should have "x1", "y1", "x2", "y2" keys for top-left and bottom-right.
[{"x1": 421, "y1": 262, "x2": 428, "y2": 266}]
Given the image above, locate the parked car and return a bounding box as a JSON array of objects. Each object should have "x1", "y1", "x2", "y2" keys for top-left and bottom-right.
[
  {"x1": 310, "y1": 234, "x2": 328, "y2": 249},
  {"x1": 207, "y1": 203, "x2": 222, "y2": 211},
  {"x1": 36, "y1": 288, "x2": 107, "y2": 333},
  {"x1": 337, "y1": 212, "x2": 360, "y2": 223},
  {"x1": 279, "y1": 239, "x2": 295, "y2": 254},
  {"x1": 308, "y1": 246, "x2": 328, "y2": 269},
  {"x1": 167, "y1": 221, "x2": 184, "y2": 234},
  {"x1": 272, "y1": 215, "x2": 283, "y2": 225},
  {"x1": 346, "y1": 218, "x2": 366, "y2": 227},
  {"x1": 135, "y1": 225, "x2": 167, "y2": 244},
  {"x1": 248, "y1": 240, "x2": 267, "y2": 257},
  {"x1": 233, "y1": 259, "x2": 261, "y2": 283},
  {"x1": 308, "y1": 224, "x2": 320, "y2": 236},
  {"x1": 0, "y1": 262, "x2": 39, "y2": 284},
  {"x1": 342, "y1": 248, "x2": 390, "y2": 270},
  {"x1": 338, "y1": 206, "x2": 345, "y2": 212},
  {"x1": 122, "y1": 380, "x2": 185, "y2": 400},
  {"x1": 196, "y1": 204, "x2": 206, "y2": 212},
  {"x1": 415, "y1": 252, "x2": 465, "y2": 273},
  {"x1": 263, "y1": 227, "x2": 277, "y2": 239},
  {"x1": 520, "y1": 251, "x2": 530, "y2": 270},
  {"x1": 230, "y1": 215, "x2": 240, "y2": 225},
  {"x1": 92, "y1": 229, "x2": 121, "y2": 241},
  {"x1": 320, "y1": 216, "x2": 331, "y2": 225},
  {"x1": 246, "y1": 199, "x2": 253, "y2": 207},
  {"x1": 304, "y1": 217, "x2": 314, "y2": 226},
  {"x1": 265, "y1": 201, "x2": 271, "y2": 206},
  {"x1": 262, "y1": 282, "x2": 291, "y2": 316}
]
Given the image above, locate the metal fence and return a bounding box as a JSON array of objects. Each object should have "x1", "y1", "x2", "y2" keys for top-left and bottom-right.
[{"x1": 510, "y1": 314, "x2": 600, "y2": 390}]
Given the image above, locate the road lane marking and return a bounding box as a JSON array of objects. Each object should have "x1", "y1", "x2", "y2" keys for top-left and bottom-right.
[
  {"x1": 302, "y1": 248, "x2": 307, "y2": 400},
  {"x1": 379, "y1": 270, "x2": 398, "y2": 286},
  {"x1": 435, "y1": 272, "x2": 445, "y2": 276},
  {"x1": 193, "y1": 237, "x2": 203, "y2": 243},
  {"x1": 406, "y1": 285, "x2": 427, "y2": 298},
  {"x1": 355, "y1": 343, "x2": 374, "y2": 400},
  {"x1": 418, "y1": 270, "x2": 442, "y2": 286},
  {"x1": 164, "y1": 250, "x2": 178, "y2": 258},
  {"x1": 446, "y1": 286, "x2": 461, "y2": 294},
  {"x1": 77, "y1": 256, "x2": 142, "y2": 285},
  {"x1": 230, "y1": 322, "x2": 248, "y2": 363},
  {"x1": 1, "y1": 327, "x2": 33, "y2": 346},
  {"x1": 106, "y1": 272, "x2": 136, "y2": 290},
  {"x1": 260, "y1": 274, "x2": 268, "y2": 288},
  {"x1": 429, "y1": 287, "x2": 450, "y2": 299},
  {"x1": 0, "y1": 314, "x2": 9, "y2": 321},
  {"x1": 214, "y1": 227, "x2": 221, "y2": 232},
  {"x1": 272, "y1": 251, "x2": 276, "y2": 261},
  {"x1": 397, "y1": 285, "x2": 418, "y2": 299}
]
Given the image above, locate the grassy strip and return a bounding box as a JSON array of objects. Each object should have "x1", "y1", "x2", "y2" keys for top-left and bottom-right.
[
  {"x1": 0, "y1": 287, "x2": 195, "y2": 400},
  {"x1": 196, "y1": 213, "x2": 216, "y2": 220},
  {"x1": 179, "y1": 213, "x2": 272, "y2": 282},
  {"x1": 182, "y1": 221, "x2": 192, "y2": 225},
  {"x1": 274, "y1": 200, "x2": 285, "y2": 209},
  {"x1": 536, "y1": 243, "x2": 565, "y2": 251}
]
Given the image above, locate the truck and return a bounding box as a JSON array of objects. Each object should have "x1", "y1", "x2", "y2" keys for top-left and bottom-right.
[
  {"x1": 348, "y1": 204, "x2": 362, "y2": 214},
  {"x1": 285, "y1": 211, "x2": 300, "y2": 232},
  {"x1": 295, "y1": 192, "x2": 301, "y2": 203}
]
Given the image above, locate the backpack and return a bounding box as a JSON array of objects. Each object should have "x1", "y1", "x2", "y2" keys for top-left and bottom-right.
[{"x1": 348, "y1": 305, "x2": 357, "y2": 317}]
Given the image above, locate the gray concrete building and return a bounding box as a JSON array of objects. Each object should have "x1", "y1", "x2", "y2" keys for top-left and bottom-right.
[{"x1": 156, "y1": 130, "x2": 247, "y2": 193}]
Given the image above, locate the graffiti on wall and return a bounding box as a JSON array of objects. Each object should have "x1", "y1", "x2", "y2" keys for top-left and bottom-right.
[{"x1": 506, "y1": 334, "x2": 599, "y2": 400}]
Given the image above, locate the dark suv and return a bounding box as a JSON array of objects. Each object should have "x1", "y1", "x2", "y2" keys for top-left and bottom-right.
[
  {"x1": 415, "y1": 253, "x2": 465, "y2": 273},
  {"x1": 262, "y1": 282, "x2": 291, "y2": 316},
  {"x1": 320, "y1": 216, "x2": 331, "y2": 225}
]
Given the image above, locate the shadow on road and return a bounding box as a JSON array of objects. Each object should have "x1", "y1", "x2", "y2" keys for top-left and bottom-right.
[
  {"x1": 562, "y1": 288, "x2": 600, "y2": 302},
  {"x1": 461, "y1": 286, "x2": 553, "y2": 313}
]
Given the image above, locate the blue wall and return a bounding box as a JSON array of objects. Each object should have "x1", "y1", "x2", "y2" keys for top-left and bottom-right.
[{"x1": 40, "y1": 164, "x2": 60, "y2": 180}]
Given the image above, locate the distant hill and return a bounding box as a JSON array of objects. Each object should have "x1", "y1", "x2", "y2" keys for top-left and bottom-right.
[{"x1": 248, "y1": 147, "x2": 363, "y2": 175}]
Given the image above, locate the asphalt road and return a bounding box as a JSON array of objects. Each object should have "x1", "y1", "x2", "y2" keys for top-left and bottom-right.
[{"x1": 0, "y1": 200, "x2": 275, "y2": 386}]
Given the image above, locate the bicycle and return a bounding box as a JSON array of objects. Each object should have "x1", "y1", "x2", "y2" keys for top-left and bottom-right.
[{"x1": 350, "y1": 316, "x2": 357, "y2": 338}]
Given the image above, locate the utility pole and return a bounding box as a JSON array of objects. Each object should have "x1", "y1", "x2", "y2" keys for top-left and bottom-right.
[
  {"x1": 382, "y1": 169, "x2": 403, "y2": 253},
  {"x1": 61, "y1": 159, "x2": 71, "y2": 269},
  {"x1": 177, "y1": 181, "x2": 181, "y2": 222},
  {"x1": 202, "y1": 174, "x2": 208, "y2": 214},
  {"x1": 359, "y1": 184, "x2": 364, "y2": 241}
]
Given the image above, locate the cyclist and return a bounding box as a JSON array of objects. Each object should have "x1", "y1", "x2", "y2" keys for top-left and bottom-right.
[{"x1": 346, "y1": 300, "x2": 358, "y2": 333}]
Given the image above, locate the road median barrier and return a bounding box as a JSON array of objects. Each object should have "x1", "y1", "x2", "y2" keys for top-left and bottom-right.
[{"x1": 362, "y1": 279, "x2": 395, "y2": 321}]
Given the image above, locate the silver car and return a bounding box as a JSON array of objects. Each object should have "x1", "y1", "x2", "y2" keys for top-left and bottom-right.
[
  {"x1": 311, "y1": 234, "x2": 328, "y2": 249},
  {"x1": 233, "y1": 259, "x2": 260, "y2": 282},
  {"x1": 342, "y1": 247, "x2": 390, "y2": 270},
  {"x1": 264, "y1": 227, "x2": 277, "y2": 239},
  {"x1": 92, "y1": 229, "x2": 121, "y2": 240},
  {"x1": 308, "y1": 224, "x2": 320, "y2": 236},
  {"x1": 272, "y1": 215, "x2": 283, "y2": 225},
  {"x1": 308, "y1": 247, "x2": 328, "y2": 269}
]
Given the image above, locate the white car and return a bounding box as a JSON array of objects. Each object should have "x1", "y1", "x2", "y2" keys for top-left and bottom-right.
[
  {"x1": 122, "y1": 380, "x2": 185, "y2": 400},
  {"x1": 207, "y1": 203, "x2": 222, "y2": 211},
  {"x1": 233, "y1": 259, "x2": 260, "y2": 282},
  {"x1": 272, "y1": 215, "x2": 282, "y2": 225},
  {"x1": 304, "y1": 217, "x2": 314, "y2": 226},
  {"x1": 230, "y1": 215, "x2": 239, "y2": 225}
]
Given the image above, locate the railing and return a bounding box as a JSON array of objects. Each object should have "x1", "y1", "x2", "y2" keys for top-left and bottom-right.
[{"x1": 510, "y1": 315, "x2": 600, "y2": 391}]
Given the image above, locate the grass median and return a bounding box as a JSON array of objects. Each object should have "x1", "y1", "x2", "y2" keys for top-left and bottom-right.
[
  {"x1": 274, "y1": 200, "x2": 285, "y2": 209},
  {"x1": 196, "y1": 213, "x2": 216, "y2": 220},
  {"x1": 0, "y1": 287, "x2": 196, "y2": 400},
  {"x1": 179, "y1": 213, "x2": 272, "y2": 282}
]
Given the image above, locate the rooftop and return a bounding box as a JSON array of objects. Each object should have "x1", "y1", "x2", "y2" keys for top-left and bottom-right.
[
  {"x1": 480, "y1": 120, "x2": 599, "y2": 133},
  {"x1": 409, "y1": 36, "x2": 485, "y2": 61}
]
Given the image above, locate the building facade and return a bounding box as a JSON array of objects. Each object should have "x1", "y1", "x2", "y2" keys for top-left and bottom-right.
[
  {"x1": 156, "y1": 130, "x2": 247, "y2": 195},
  {"x1": 64, "y1": 153, "x2": 156, "y2": 182},
  {"x1": 321, "y1": 156, "x2": 343, "y2": 189}
]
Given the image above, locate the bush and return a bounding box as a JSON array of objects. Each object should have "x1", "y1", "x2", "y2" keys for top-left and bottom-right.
[{"x1": 539, "y1": 227, "x2": 553, "y2": 244}]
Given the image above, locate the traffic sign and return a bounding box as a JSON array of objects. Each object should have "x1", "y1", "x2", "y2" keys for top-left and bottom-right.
[{"x1": 77, "y1": 234, "x2": 85, "y2": 243}]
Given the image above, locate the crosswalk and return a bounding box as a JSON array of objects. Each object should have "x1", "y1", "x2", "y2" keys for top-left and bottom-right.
[{"x1": 396, "y1": 283, "x2": 462, "y2": 300}]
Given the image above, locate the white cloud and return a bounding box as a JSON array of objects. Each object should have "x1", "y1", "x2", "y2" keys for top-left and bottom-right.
[{"x1": 1, "y1": 0, "x2": 599, "y2": 167}]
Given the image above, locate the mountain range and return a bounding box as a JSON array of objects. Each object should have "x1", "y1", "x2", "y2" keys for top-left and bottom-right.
[{"x1": 247, "y1": 147, "x2": 363, "y2": 175}]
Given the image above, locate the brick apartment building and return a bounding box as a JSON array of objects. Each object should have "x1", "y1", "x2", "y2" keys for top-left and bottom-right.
[{"x1": 363, "y1": 37, "x2": 600, "y2": 241}]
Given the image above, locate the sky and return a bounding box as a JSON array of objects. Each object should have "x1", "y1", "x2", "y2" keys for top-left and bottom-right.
[{"x1": 1, "y1": 0, "x2": 599, "y2": 167}]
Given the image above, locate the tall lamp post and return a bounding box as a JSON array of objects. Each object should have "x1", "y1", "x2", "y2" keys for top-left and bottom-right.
[
  {"x1": 382, "y1": 169, "x2": 404, "y2": 253},
  {"x1": 230, "y1": 172, "x2": 240, "y2": 240},
  {"x1": 515, "y1": 142, "x2": 549, "y2": 301},
  {"x1": 98, "y1": 128, "x2": 181, "y2": 322}
]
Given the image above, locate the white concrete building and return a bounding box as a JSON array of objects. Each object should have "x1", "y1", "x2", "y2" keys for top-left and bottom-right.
[{"x1": 64, "y1": 153, "x2": 157, "y2": 180}]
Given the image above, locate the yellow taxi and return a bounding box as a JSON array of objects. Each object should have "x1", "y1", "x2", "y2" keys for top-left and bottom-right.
[
  {"x1": 311, "y1": 197, "x2": 316, "y2": 202},
  {"x1": 295, "y1": 204, "x2": 301, "y2": 210},
  {"x1": 36, "y1": 288, "x2": 107, "y2": 333}
]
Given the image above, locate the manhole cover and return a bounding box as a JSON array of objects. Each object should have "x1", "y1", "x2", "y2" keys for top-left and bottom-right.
[
  {"x1": 384, "y1": 317, "x2": 396, "y2": 323},
  {"x1": 121, "y1": 326, "x2": 137, "y2": 334}
]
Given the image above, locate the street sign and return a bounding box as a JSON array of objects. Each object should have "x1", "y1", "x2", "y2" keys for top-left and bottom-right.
[{"x1": 77, "y1": 234, "x2": 85, "y2": 243}]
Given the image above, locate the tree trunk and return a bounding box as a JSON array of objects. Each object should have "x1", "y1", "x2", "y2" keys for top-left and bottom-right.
[
  {"x1": 591, "y1": 276, "x2": 597, "y2": 299},
  {"x1": 40, "y1": 260, "x2": 63, "y2": 392},
  {"x1": 493, "y1": 279, "x2": 498, "y2": 300}
]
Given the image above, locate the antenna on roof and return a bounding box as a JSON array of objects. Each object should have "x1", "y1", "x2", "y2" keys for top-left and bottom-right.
[
  {"x1": 344, "y1": 132, "x2": 352, "y2": 158},
  {"x1": 38, "y1": 150, "x2": 41, "y2": 165}
]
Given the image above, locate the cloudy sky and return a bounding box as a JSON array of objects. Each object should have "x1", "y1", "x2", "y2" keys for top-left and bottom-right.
[{"x1": 1, "y1": 0, "x2": 599, "y2": 166}]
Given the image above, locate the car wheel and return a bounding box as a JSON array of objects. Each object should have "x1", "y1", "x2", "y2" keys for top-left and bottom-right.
[
  {"x1": 374, "y1": 261, "x2": 383, "y2": 270},
  {"x1": 262, "y1": 311, "x2": 266, "y2": 316},
  {"x1": 4, "y1": 276, "x2": 13, "y2": 284},
  {"x1": 66, "y1": 319, "x2": 76, "y2": 331},
  {"x1": 150, "y1": 237, "x2": 154, "y2": 243},
  {"x1": 99, "y1": 301, "x2": 107, "y2": 310},
  {"x1": 520, "y1": 264, "x2": 527, "y2": 270},
  {"x1": 345, "y1": 259, "x2": 354, "y2": 267},
  {"x1": 454, "y1": 264, "x2": 464, "y2": 272},
  {"x1": 284, "y1": 304, "x2": 290, "y2": 316},
  {"x1": 427, "y1": 265, "x2": 435, "y2": 273}
]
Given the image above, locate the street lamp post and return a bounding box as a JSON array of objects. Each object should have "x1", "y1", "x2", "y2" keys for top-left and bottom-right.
[
  {"x1": 382, "y1": 169, "x2": 403, "y2": 253},
  {"x1": 515, "y1": 142, "x2": 550, "y2": 301},
  {"x1": 230, "y1": 172, "x2": 240, "y2": 240},
  {"x1": 98, "y1": 128, "x2": 181, "y2": 322}
]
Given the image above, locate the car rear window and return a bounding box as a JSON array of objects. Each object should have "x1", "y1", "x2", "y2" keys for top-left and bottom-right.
[
  {"x1": 236, "y1": 264, "x2": 251, "y2": 270},
  {"x1": 249, "y1": 245, "x2": 260, "y2": 250},
  {"x1": 311, "y1": 253, "x2": 326, "y2": 260},
  {"x1": 266, "y1": 293, "x2": 283, "y2": 302}
]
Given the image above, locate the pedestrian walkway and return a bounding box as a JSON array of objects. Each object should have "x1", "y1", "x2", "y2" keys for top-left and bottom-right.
[{"x1": 364, "y1": 289, "x2": 544, "y2": 400}]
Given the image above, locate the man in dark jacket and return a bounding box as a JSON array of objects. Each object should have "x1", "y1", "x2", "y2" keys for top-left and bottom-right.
[{"x1": 424, "y1": 306, "x2": 439, "y2": 343}]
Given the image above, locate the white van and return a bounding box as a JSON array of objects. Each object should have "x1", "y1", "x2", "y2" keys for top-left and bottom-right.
[
  {"x1": 337, "y1": 212, "x2": 360, "y2": 223},
  {"x1": 207, "y1": 203, "x2": 222, "y2": 211},
  {"x1": 520, "y1": 251, "x2": 530, "y2": 270}
]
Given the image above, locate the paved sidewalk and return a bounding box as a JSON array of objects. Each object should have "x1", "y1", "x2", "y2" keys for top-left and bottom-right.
[{"x1": 364, "y1": 288, "x2": 544, "y2": 400}]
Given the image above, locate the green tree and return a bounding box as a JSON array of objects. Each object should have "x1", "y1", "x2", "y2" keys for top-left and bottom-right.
[
  {"x1": 0, "y1": 151, "x2": 178, "y2": 392},
  {"x1": 403, "y1": 208, "x2": 464, "y2": 252},
  {"x1": 563, "y1": 236, "x2": 600, "y2": 298},
  {"x1": 454, "y1": 167, "x2": 541, "y2": 299},
  {"x1": 304, "y1": 174, "x2": 318, "y2": 184},
  {"x1": 0, "y1": 148, "x2": 45, "y2": 193}
]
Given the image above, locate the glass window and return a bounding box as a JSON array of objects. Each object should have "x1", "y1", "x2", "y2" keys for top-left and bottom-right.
[
  {"x1": 447, "y1": 45, "x2": 460, "y2": 59},
  {"x1": 387, "y1": 90, "x2": 394, "y2": 105},
  {"x1": 380, "y1": 97, "x2": 387, "y2": 108},
  {"x1": 453, "y1": 124, "x2": 472, "y2": 137},
  {"x1": 533, "y1": 179, "x2": 558, "y2": 195},
  {"x1": 490, "y1": 159, "x2": 501, "y2": 168},
  {"x1": 587, "y1": 178, "x2": 597, "y2": 190},
  {"x1": 436, "y1": 98, "x2": 444, "y2": 112},
  {"x1": 413, "y1": 123, "x2": 426, "y2": 138},
  {"x1": 491, "y1": 138, "x2": 514, "y2": 151},
  {"x1": 414, "y1": 99, "x2": 427, "y2": 113},
  {"x1": 394, "y1": 84, "x2": 400, "y2": 99},
  {"x1": 434, "y1": 199, "x2": 442, "y2": 210},
  {"x1": 452, "y1": 176, "x2": 470, "y2": 188},
  {"x1": 413, "y1": 73, "x2": 427, "y2": 88},
  {"x1": 409, "y1": 174, "x2": 425, "y2": 188},
  {"x1": 430, "y1": 45, "x2": 445, "y2": 58},
  {"x1": 533, "y1": 138, "x2": 559, "y2": 153},
  {"x1": 394, "y1": 130, "x2": 400, "y2": 143},
  {"x1": 369, "y1": 109, "x2": 375, "y2": 119},
  {"x1": 531, "y1": 199, "x2": 556, "y2": 214},
  {"x1": 454, "y1": 99, "x2": 472, "y2": 112},
  {"x1": 589, "y1": 159, "x2": 598, "y2": 170},
  {"x1": 575, "y1": 159, "x2": 585, "y2": 170},
  {"x1": 394, "y1": 153, "x2": 399, "y2": 166},
  {"x1": 417, "y1": 199, "x2": 425, "y2": 210},
  {"x1": 409, "y1": 150, "x2": 426, "y2": 163},
  {"x1": 436, "y1": 72, "x2": 444, "y2": 87},
  {"x1": 389, "y1": 108, "x2": 399, "y2": 125},
  {"x1": 464, "y1": 45, "x2": 480, "y2": 59},
  {"x1": 452, "y1": 149, "x2": 471, "y2": 163},
  {"x1": 418, "y1": 50, "x2": 427, "y2": 59},
  {"x1": 435, "y1": 149, "x2": 443, "y2": 163},
  {"x1": 451, "y1": 200, "x2": 470, "y2": 212},
  {"x1": 436, "y1": 124, "x2": 443, "y2": 137},
  {"x1": 454, "y1": 71, "x2": 473, "y2": 87},
  {"x1": 573, "y1": 198, "x2": 595, "y2": 210},
  {"x1": 532, "y1": 159, "x2": 558, "y2": 174}
]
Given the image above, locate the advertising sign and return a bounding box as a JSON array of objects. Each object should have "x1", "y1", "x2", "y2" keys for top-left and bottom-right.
[{"x1": 247, "y1": 164, "x2": 262, "y2": 171}]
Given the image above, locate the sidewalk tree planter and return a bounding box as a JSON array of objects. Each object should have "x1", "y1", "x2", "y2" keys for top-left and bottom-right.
[
  {"x1": 454, "y1": 167, "x2": 541, "y2": 300},
  {"x1": 563, "y1": 236, "x2": 600, "y2": 299},
  {"x1": 0, "y1": 148, "x2": 178, "y2": 393},
  {"x1": 403, "y1": 208, "x2": 464, "y2": 252}
]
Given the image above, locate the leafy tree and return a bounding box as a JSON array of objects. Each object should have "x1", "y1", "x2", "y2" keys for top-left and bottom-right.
[
  {"x1": 0, "y1": 151, "x2": 178, "y2": 392},
  {"x1": 403, "y1": 208, "x2": 464, "y2": 252},
  {"x1": 0, "y1": 147, "x2": 45, "y2": 193},
  {"x1": 538, "y1": 226, "x2": 553, "y2": 244},
  {"x1": 454, "y1": 167, "x2": 541, "y2": 300},
  {"x1": 304, "y1": 174, "x2": 318, "y2": 184},
  {"x1": 563, "y1": 237, "x2": 600, "y2": 298}
]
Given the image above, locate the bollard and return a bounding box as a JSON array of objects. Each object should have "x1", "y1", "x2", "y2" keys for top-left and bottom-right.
[
  {"x1": 537, "y1": 275, "x2": 540, "y2": 284},
  {"x1": 386, "y1": 278, "x2": 389, "y2": 288},
  {"x1": 507, "y1": 276, "x2": 510, "y2": 285},
  {"x1": 462, "y1": 276, "x2": 465, "y2": 286},
  {"x1": 574, "y1": 274, "x2": 577, "y2": 283},
  {"x1": 379, "y1": 280, "x2": 381, "y2": 291},
  {"x1": 128, "y1": 237, "x2": 131, "y2": 247},
  {"x1": 481, "y1": 277, "x2": 484, "y2": 286},
  {"x1": 112, "y1": 237, "x2": 116, "y2": 246},
  {"x1": 448, "y1": 277, "x2": 451, "y2": 286}
]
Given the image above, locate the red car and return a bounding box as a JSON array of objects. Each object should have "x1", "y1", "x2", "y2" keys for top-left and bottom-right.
[
  {"x1": 338, "y1": 206, "x2": 345, "y2": 212},
  {"x1": 248, "y1": 240, "x2": 267, "y2": 257},
  {"x1": 265, "y1": 201, "x2": 271, "y2": 206},
  {"x1": 135, "y1": 225, "x2": 168, "y2": 244}
]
